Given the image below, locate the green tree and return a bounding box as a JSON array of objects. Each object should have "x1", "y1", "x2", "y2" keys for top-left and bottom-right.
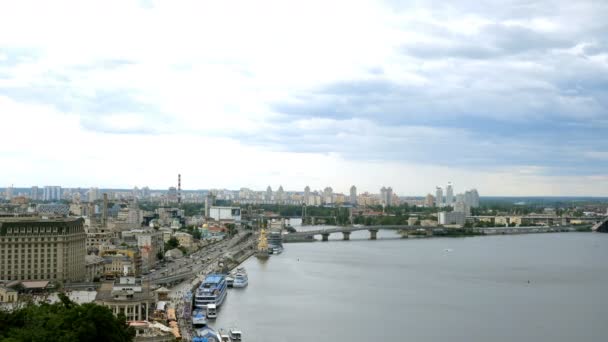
[
  {"x1": 192, "y1": 229, "x2": 202, "y2": 240},
  {"x1": 165, "y1": 237, "x2": 180, "y2": 250},
  {"x1": 0, "y1": 293, "x2": 135, "y2": 341}
]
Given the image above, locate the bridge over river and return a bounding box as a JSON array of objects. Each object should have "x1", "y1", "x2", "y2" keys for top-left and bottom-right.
[
  {"x1": 592, "y1": 217, "x2": 608, "y2": 232},
  {"x1": 284, "y1": 224, "x2": 585, "y2": 241}
]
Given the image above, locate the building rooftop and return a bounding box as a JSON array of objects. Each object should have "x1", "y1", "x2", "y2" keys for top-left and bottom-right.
[
  {"x1": 95, "y1": 278, "x2": 152, "y2": 303},
  {"x1": 0, "y1": 216, "x2": 83, "y2": 223}
]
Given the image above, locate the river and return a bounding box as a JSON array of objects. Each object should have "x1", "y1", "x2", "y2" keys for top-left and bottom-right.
[{"x1": 213, "y1": 227, "x2": 608, "y2": 341}]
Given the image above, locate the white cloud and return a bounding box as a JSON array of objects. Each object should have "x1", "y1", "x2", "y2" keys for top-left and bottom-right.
[{"x1": 0, "y1": 0, "x2": 606, "y2": 195}]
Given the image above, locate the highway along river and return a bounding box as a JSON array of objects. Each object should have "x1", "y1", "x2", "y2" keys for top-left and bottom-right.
[{"x1": 213, "y1": 231, "x2": 608, "y2": 342}]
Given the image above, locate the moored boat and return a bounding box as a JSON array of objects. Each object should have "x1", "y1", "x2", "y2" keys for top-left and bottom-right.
[
  {"x1": 230, "y1": 328, "x2": 243, "y2": 341},
  {"x1": 192, "y1": 309, "x2": 207, "y2": 327},
  {"x1": 219, "y1": 329, "x2": 231, "y2": 342},
  {"x1": 233, "y1": 272, "x2": 248, "y2": 288},
  {"x1": 194, "y1": 274, "x2": 228, "y2": 309},
  {"x1": 193, "y1": 326, "x2": 222, "y2": 342},
  {"x1": 206, "y1": 303, "x2": 217, "y2": 319}
]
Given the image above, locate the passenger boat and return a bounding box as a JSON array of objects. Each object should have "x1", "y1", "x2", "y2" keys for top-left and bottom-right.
[
  {"x1": 256, "y1": 228, "x2": 270, "y2": 260},
  {"x1": 194, "y1": 274, "x2": 228, "y2": 309},
  {"x1": 230, "y1": 328, "x2": 243, "y2": 341},
  {"x1": 233, "y1": 271, "x2": 248, "y2": 288},
  {"x1": 268, "y1": 230, "x2": 284, "y2": 253},
  {"x1": 226, "y1": 276, "x2": 234, "y2": 288},
  {"x1": 219, "y1": 329, "x2": 231, "y2": 342},
  {"x1": 193, "y1": 326, "x2": 222, "y2": 342},
  {"x1": 192, "y1": 309, "x2": 207, "y2": 327}
]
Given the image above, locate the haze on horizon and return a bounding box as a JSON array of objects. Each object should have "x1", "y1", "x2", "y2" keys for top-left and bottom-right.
[{"x1": 0, "y1": 0, "x2": 607, "y2": 196}]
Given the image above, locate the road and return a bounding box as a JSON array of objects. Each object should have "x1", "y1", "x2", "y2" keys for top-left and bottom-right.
[
  {"x1": 144, "y1": 232, "x2": 248, "y2": 285},
  {"x1": 152, "y1": 231, "x2": 256, "y2": 341}
]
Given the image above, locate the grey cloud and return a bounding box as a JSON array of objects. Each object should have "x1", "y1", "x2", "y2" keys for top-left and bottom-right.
[
  {"x1": 402, "y1": 23, "x2": 575, "y2": 60},
  {"x1": 385, "y1": 0, "x2": 573, "y2": 21},
  {"x1": 0, "y1": 85, "x2": 153, "y2": 116}
]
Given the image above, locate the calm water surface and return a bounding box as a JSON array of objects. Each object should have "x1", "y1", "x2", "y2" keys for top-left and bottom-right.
[{"x1": 214, "y1": 231, "x2": 608, "y2": 341}]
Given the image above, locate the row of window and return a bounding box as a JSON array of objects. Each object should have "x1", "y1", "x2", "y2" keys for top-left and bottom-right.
[
  {"x1": 1, "y1": 237, "x2": 60, "y2": 242},
  {"x1": 2, "y1": 274, "x2": 58, "y2": 281},
  {"x1": 1, "y1": 267, "x2": 58, "y2": 272},
  {"x1": 5, "y1": 227, "x2": 59, "y2": 234}
]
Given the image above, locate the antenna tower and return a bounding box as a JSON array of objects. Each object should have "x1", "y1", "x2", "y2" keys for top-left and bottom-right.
[{"x1": 178, "y1": 173, "x2": 182, "y2": 205}]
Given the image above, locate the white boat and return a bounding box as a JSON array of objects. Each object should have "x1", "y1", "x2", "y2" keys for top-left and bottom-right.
[
  {"x1": 192, "y1": 309, "x2": 207, "y2": 327},
  {"x1": 194, "y1": 274, "x2": 228, "y2": 309},
  {"x1": 233, "y1": 272, "x2": 248, "y2": 288},
  {"x1": 206, "y1": 303, "x2": 217, "y2": 319},
  {"x1": 230, "y1": 328, "x2": 242, "y2": 341},
  {"x1": 219, "y1": 329, "x2": 231, "y2": 342},
  {"x1": 193, "y1": 326, "x2": 222, "y2": 342}
]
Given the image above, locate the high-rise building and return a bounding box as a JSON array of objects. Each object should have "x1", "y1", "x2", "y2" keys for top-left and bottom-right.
[
  {"x1": 380, "y1": 187, "x2": 393, "y2": 207},
  {"x1": 459, "y1": 189, "x2": 480, "y2": 208},
  {"x1": 350, "y1": 185, "x2": 357, "y2": 205},
  {"x1": 454, "y1": 201, "x2": 471, "y2": 216},
  {"x1": 435, "y1": 187, "x2": 443, "y2": 207},
  {"x1": 0, "y1": 217, "x2": 86, "y2": 282},
  {"x1": 43, "y1": 186, "x2": 62, "y2": 201},
  {"x1": 88, "y1": 187, "x2": 99, "y2": 203},
  {"x1": 132, "y1": 186, "x2": 140, "y2": 199},
  {"x1": 323, "y1": 187, "x2": 333, "y2": 204},
  {"x1": 141, "y1": 186, "x2": 151, "y2": 199},
  {"x1": 167, "y1": 187, "x2": 177, "y2": 202},
  {"x1": 277, "y1": 186, "x2": 285, "y2": 203},
  {"x1": 464, "y1": 190, "x2": 473, "y2": 208},
  {"x1": 439, "y1": 211, "x2": 466, "y2": 225},
  {"x1": 425, "y1": 194, "x2": 435, "y2": 207},
  {"x1": 266, "y1": 186, "x2": 273, "y2": 201},
  {"x1": 470, "y1": 189, "x2": 480, "y2": 208},
  {"x1": 4, "y1": 185, "x2": 13, "y2": 200},
  {"x1": 30, "y1": 186, "x2": 39, "y2": 200},
  {"x1": 304, "y1": 186, "x2": 311, "y2": 205},
  {"x1": 446, "y1": 182, "x2": 454, "y2": 206}
]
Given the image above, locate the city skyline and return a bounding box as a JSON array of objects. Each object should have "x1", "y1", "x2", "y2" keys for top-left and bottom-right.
[
  {"x1": 1, "y1": 0, "x2": 607, "y2": 196},
  {"x1": 3, "y1": 180, "x2": 608, "y2": 198}
]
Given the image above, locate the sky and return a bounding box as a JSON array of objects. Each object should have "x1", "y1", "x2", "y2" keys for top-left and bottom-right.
[{"x1": 0, "y1": 0, "x2": 607, "y2": 196}]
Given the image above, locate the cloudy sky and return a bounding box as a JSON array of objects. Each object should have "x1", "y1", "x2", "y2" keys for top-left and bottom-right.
[{"x1": 1, "y1": 0, "x2": 607, "y2": 196}]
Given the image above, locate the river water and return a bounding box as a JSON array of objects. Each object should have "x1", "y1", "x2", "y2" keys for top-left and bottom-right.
[{"x1": 214, "y1": 227, "x2": 608, "y2": 342}]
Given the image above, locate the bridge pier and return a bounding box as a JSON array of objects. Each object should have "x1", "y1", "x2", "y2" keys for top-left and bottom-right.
[
  {"x1": 369, "y1": 229, "x2": 378, "y2": 240},
  {"x1": 342, "y1": 231, "x2": 351, "y2": 241},
  {"x1": 321, "y1": 233, "x2": 329, "y2": 241}
]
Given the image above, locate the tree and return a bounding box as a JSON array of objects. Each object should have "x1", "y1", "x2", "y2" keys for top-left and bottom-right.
[
  {"x1": 225, "y1": 224, "x2": 237, "y2": 236},
  {"x1": 156, "y1": 251, "x2": 164, "y2": 260},
  {"x1": 0, "y1": 293, "x2": 135, "y2": 341},
  {"x1": 165, "y1": 237, "x2": 180, "y2": 250},
  {"x1": 192, "y1": 229, "x2": 202, "y2": 240}
]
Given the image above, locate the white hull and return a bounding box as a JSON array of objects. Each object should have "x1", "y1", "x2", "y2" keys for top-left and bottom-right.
[
  {"x1": 233, "y1": 279, "x2": 248, "y2": 288},
  {"x1": 194, "y1": 287, "x2": 228, "y2": 309}
]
